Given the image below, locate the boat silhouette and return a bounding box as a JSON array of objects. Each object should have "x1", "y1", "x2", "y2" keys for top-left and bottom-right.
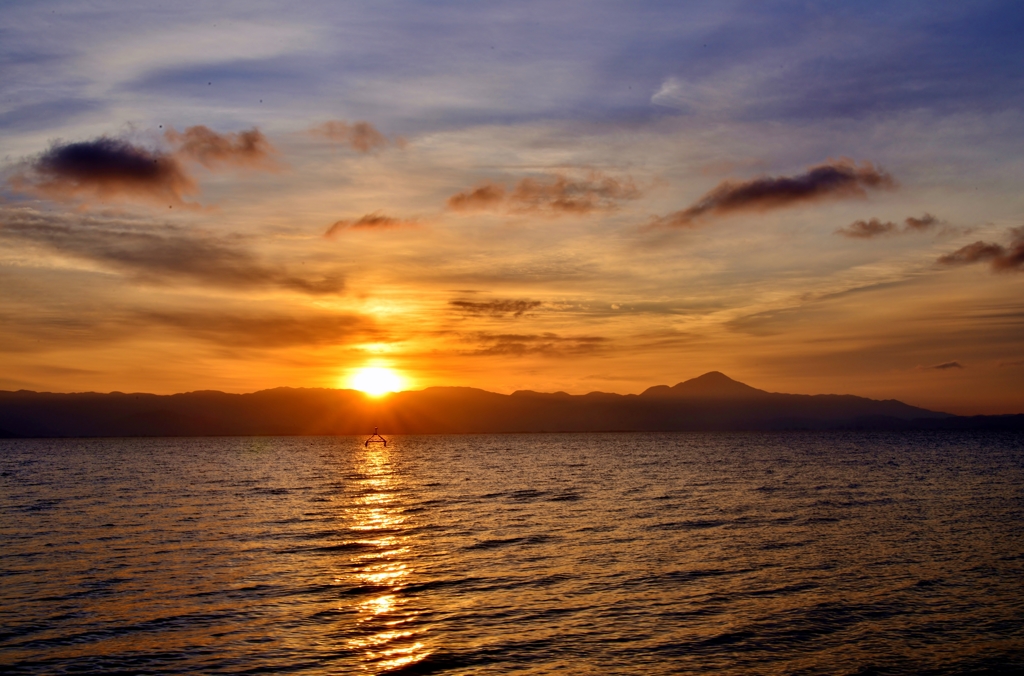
[{"x1": 364, "y1": 427, "x2": 387, "y2": 447}]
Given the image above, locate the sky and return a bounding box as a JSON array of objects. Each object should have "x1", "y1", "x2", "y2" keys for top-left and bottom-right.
[{"x1": 1, "y1": 1, "x2": 1023, "y2": 414}]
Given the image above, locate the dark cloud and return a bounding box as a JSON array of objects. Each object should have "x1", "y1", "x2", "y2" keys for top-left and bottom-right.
[
  {"x1": 324, "y1": 212, "x2": 415, "y2": 237},
  {"x1": 937, "y1": 241, "x2": 1007, "y2": 265},
  {"x1": 447, "y1": 173, "x2": 639, "y2": 215},
  {"x1": 11, "y1": 127, "x2": 276, "y2": 207},
  {"x1": 937, "y1": 227, "x2": 1024, "y2": 272},
  {"x1": 0, "y1": 208, "x2": 343, "y2": 295},
  {"x1": 836, "y1": 218, "x2": 897, "y2": 239},
  {"x1": 446, "y1": 182, "x2": 506, "y2": 211},
  {"x1": 904, "y1": 213, "x2": 940, "y2": 231},
  {"x1": 835, "y1": 213, "x2": 941, "y2": 239},
  {"x1": 466, "y1": 331, "x2": 608, "y2": 356},
  {"x1": 652, "y1": 159, "x2": 896, "y2": 228},
  {"x1": 166, "y1": 125, "x2": 275, "y2": 169},
  {"x1": 923, "y1": 361, "x2": 964, "y2": 370},
  {"x1": 138, "y1": 310, "x2": 379, "y2": 348},
  {"x1": 449, "y1": 299, "x2": 542, "y2": 318},
  {"x1": 310, "y1": 120, "x2": 391, "y2": 152},
  {"x1": 14, "y1": 137, "x2": 196, "y2": 206}
]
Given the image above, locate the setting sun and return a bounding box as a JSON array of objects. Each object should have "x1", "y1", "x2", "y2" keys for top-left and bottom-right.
[{"x1": 349, "y1": 367, "x2": 404, "y2": 396}]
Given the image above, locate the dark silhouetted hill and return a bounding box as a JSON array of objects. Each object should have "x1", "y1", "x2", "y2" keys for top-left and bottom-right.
[{"x1": 0, "y1": 373, "x2": 1020, "y2": 437}]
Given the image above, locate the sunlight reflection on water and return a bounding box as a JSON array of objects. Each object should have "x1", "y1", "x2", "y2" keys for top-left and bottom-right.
[{"x1": 345, "y1": 445, "x2": 429, "y2": 672}]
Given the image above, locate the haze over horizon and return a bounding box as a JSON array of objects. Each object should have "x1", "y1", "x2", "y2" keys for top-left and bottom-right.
[
  {"x1": 2, "y1": 2, "x2": 1024, "y2": 415},
  {"x1": 0, "y1": 369, "x2": 958, "y2": 402}
]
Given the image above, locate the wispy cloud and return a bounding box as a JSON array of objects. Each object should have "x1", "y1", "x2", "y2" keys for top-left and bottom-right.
[
  {"x1": 465, "y1": 331, "x2": 608, "y2": 356},
  {"x1": 937, "y1": 227, "x2": 1024, "y2": 272},
  {"x1": 0, "y1": 207, "x2": 343, "y2": 295},
  {"x1": 12, "y1": 137, "x2": 197, "y2": 206},
  {"x1": 836, "y1": 213, "x2": 940, "y2": 239},
  {"x1": 138, "y1": 310, "x2": 379, "y2": 348},
  {"x1": 165, "y1": 125, "x2": 276, "y2": 169},
  {"x1": 651, "y1": 76, "x2": 704, "y2": 109},
  {"x1": 310, "y1": 120, "x2": 394, "y2": 152},
  {"x1": 921, "y1": 361, "x2": 964, "y2": 370},
  {"x1": 509, "y1": 174, "x2": 640, "y2": 214},
  {"x1": 650, "y1": 75, "x2": 745, "y2": 115},
  {"x1": 447, "y1": 173, "x2": 639, "y2": 215},
  {"x1": 651, "y1": 159, "x2": 896, "y2": 228},
  {"x1": 324, "y1": 212, "x2": 416, "y2": 237},
  {"x1": 449, "y1": 298, "x2": 542, "y2": 318}
]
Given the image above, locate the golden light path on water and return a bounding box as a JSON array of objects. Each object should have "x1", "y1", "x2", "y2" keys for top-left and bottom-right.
[{"x1": 343, "y1": 445, "x2": 429, "y2": 672}]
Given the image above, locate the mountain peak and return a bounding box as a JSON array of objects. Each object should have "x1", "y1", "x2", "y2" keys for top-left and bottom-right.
[
  {"x1": 641, "y1": 371, "x2": 765, "y2": 398},
  {"x1": 688, "y1": 370, "x2": 734, "y2": 383}
]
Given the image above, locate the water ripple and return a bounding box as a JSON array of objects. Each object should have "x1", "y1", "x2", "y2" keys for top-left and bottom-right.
[{"x1": 1, "y1": 432, "x2": 1023, "y2": 674}]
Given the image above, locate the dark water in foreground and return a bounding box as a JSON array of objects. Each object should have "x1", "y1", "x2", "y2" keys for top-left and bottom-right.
[{"x1": 1, "y1": 433, "x2": 1023, "y2": 675}]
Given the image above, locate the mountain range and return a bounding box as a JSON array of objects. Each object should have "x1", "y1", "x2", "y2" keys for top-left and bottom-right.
[{"x1": 1, "y1": 372, "x2": 1021, "y2": 437}]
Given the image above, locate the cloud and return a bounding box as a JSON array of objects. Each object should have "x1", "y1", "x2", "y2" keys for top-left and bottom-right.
[
  {"x1": 449, "y1": 298, "x2": 542, "y2": 318},
  {"x1": 937, "y1": 227, "x2": 1024, "y2": 272},
  {"x1": 904, "y1": 213, "x2": 939, "y2": 231},
  {"x1": 12, "y1": 137, "x2": 197, "y2": 206},
  {"x1": 922, "y1": 361, "x2": 964, "y2": 370},
  {"x1": 0, "y1": 302, "x2": 378, "y2": 353},
  {"x1": 650, "y1": 76, "x2": 734, "y2": 114},
  {"x1": 836, "y1": 213, "x2": 941, "y2": 238},
  {"x1": 310, "y1": 120, "x2": 391, "y2": 152},
  {"x1": 324, "y1": 212, "x2": 415, "y2": 237},
  {"x1": 652, "y1": 159, "x2": 896, "y2": 228},
  {"x1": 651, "y1": 76, "x2": 690, "y2": 108},
  {"x1": 138, "y1": 310, "x2": 379, "y2": 348},
  {"x1": 447, "y1": 173, "x2": 639, "y2": 215},
  {"x1": 165, "y1": 125, "x2": 276, "y2": 169},
  {"x1": 0, "y1": 97, "x2": 104, "y2": 133},
  {"x1": 0, "y1": 207, "x2": 343, "y2": 295},
  {"x1": 509, "y1": 174, "x2": 640, "y2": 214},
  {"x1": 836, "y1": 218, "x2": 897, "y2": 239},
  {"x1": 11, "y1": 127, "x2": 278, "y2": 207},
  {"x1": 446, "y1": 182, "x2": 507, "y2": 211},
  {"x1": 465, "y1": 331, "x2": 608, "y2": 356}
]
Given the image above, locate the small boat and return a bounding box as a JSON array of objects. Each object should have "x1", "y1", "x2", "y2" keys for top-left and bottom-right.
[{"x1": 364, "y1": 427, "x2": 387, "y2": 447}]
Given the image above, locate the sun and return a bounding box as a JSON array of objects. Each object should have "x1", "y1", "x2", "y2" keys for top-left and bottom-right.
[{"x1": 349, "y1": 366, "x2": 404, "y2": 397}]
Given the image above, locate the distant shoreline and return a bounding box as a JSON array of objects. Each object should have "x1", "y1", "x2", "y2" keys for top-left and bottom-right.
[{"x1": 3, "y1": 373, "x2": 1022, "y2": 437}]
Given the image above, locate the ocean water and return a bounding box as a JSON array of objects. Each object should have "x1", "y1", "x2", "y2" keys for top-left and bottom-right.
[{"x1": 1, "y1": 432, "x2": 1023, "y2": 675}]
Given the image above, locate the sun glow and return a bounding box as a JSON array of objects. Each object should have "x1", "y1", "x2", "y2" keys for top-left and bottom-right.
[{"x1": 349, "y1": 366, "x2": 404, "y2": 396}]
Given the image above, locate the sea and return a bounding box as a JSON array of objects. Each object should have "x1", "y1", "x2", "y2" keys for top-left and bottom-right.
[{"x1": 1, "y1": 432, "x2": 1022, "y2": 675}]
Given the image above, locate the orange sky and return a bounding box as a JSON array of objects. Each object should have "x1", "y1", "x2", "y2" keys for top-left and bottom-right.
[{"x1": 2, "y1": 3, "x2": 1023, "y2": 415}]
